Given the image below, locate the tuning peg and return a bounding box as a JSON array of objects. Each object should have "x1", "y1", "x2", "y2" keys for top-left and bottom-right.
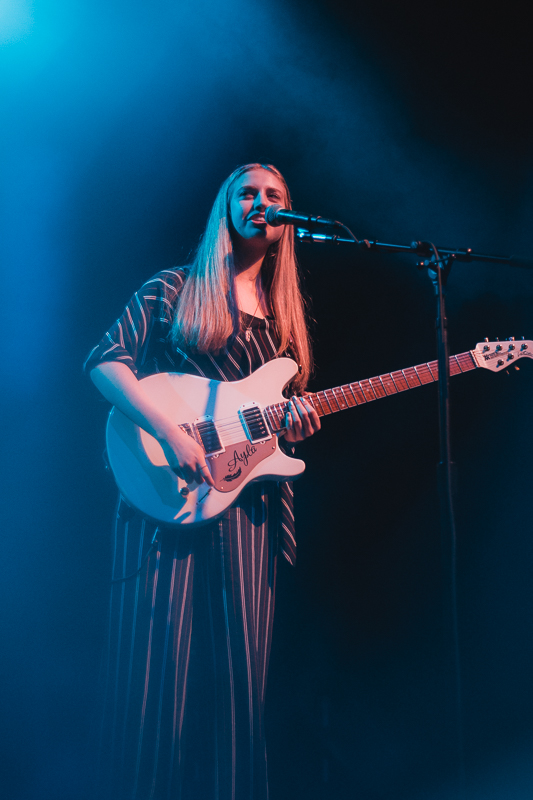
[
  {"x1": 484, "y1": 337, "x2": 489, "y2": 342},
  {"x1": 515, "y1": 365, "x2": 520, "y2": 371},
  {"x1": 495, "y1": 337, "x2": 500, "y2": 341},
  {"x1": 509, "y1": 336, "x2": 515, "y2": 341}
]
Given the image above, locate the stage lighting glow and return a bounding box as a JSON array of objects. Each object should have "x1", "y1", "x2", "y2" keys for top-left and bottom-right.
[{"x1": 0, "y1": 0, "x2": 34, "y2": 44}]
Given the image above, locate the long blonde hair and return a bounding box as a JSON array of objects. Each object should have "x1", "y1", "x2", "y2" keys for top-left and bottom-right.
[{"x1": 171, "y1": 163, "x2": 312, "y2": 393}]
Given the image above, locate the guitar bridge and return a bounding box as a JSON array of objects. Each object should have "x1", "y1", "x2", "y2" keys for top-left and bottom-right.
[{"x1": 239, "y1": 403, "x2": 272, "y2": 444}]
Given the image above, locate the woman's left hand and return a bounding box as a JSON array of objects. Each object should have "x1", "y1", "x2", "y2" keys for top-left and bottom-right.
[{"x1": 284, "y1": 395, "x2": 321, "y2": 443}]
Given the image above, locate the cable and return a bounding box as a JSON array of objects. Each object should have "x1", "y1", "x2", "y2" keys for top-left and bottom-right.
[{"x1": 111, "y1": 530, "x2": 159, "y2": 584}]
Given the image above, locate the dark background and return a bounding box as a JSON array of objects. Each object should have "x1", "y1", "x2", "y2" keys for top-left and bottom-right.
[{"x1": 2, "y1": 1, "x2": 533, "y2": 797}]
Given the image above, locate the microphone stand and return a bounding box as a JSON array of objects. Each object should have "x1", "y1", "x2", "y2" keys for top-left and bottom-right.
[
  {"x1": 297, "y1": 230, "x2": 533, "y2": 269},
  {"x1": 298, "y1": 226, "x2": 533, "y2": 798}
]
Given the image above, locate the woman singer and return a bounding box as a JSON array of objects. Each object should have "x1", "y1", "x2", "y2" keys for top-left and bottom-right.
[{"x1": 85, "y1": 163, "x2": 320, "y2": 800}]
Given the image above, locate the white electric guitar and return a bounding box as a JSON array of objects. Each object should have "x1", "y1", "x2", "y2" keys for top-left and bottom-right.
[{"x1": 106, "y1": 339, "x2": 531, "y2": 527}]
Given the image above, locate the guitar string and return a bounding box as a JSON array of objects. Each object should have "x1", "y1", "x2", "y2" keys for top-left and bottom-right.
[
  {"x1": 197, "y1": 391, "x2": 337, "y2": 433},
  {"x1": 190, "y1": 396, "x2": 324, "y2": 448},
  {"x1": 188, "y1": 381, "x2": 382, "y2": 435},
  {"x1": 185, "y1": 375, "x2": 404, "y2": 433},
  {"x1": 189, "y1": 373, "x2": 431, "y2": 441},
  {"x1": 174, "y1": 356, "x2": 470, "y2": 436},
  {"x1": 193, "y1": 402, "x2": 293, "y2": 431},
  {"x1": 191, "y1": 391, "x2": 337, "y2": 431},
  {"x1": 193, "y1": 372, "x2": 415, "y2": 433},
  {"x1": 168, "y1": 355, "x2": 476, "y2": 452},
  {"x1": 187, "y1": 393, "x2": 326, "y2": 440},
  {"x1": 199, "y1": 357, "x2": 470, "y2": 435},
  {"x1": 171, "y1": 358, "x2": 471, "y2": 452},
  {"x1": 184, "y1": 363, "x2": 446, "y2": 438}
]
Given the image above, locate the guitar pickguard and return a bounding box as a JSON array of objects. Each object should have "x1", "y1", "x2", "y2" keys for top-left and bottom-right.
[{"x1": 209, "y1": 439, "x2": 277, "y2": 492}]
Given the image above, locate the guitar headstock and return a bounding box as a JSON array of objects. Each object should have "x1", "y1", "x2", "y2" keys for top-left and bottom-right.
[{"x1": 472, "y1": 338, "x2": 533, "y2": 372}]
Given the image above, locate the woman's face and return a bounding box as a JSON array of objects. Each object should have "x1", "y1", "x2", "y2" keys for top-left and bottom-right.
[{"x1": 229, "y1": 168, "x2": 287, "y2": 252}]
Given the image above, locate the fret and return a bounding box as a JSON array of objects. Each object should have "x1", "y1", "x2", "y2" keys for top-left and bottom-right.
[
  {"x1": 324, "y1": 388, "x2": 341, "y2": 412},
  {"x1": 390, "y1": 370, "x2": 409, "y2": 391},
  {"x1": 274, "y1": 403, "x2": 286, "y2": 427},
  {"x1": 271, "y1": 408, "x2": 279, "y2": 430},
  {"x1": 369, "y1": 377, "x2": 387, "y2": 399},
  {"x1": 315, "y1": 392, "x2": 331, "y2": 417},
  {"x1": 402, "y1": 367, "x2": 421, "y2": 388},
  {"x1": 320, "y1": 391, "x2": 333, "y2": 414},
  {"x1": 264, "y1": 350, "x2": 479, "y2": 431},
  {"x1": 449, "y1": 356, "x2": 462, "y2": 376},
  {"x1": 350, "y1": 383, "x2": 366, "y2": 404},
  {"x1": 266, "y1": 406, "x2": 278, "y2": 431},
  {"x1": 380, "y1": 373, "x2": 398, "y2": 396},
  {"x1": 312, "y1": 393, "x2": 328, "y2": 416},
  {"x1": 428, "y1": 360, "x2": 439, "y2": 380},
  {"x1": 323, "y1": 391, "x2": 336, "y2": 414},
  {"x1": 306, "y1": 394, "x2": 317, "y2": 415},
  {"x1": 456, "y1": 352, "x2": 476, "y2": 372},
  {"x1": 414, "y1": 363, "x2": 434, "y2": 384},
  {"x1": 264, "y1": 406, "x2": 276, "y2": 432},
  {"x1": 359, "y1": 379, "x2": 377, "y2": 402},
  {"x1": 308, "y1": 392, "x2": 319, "y2": 414},
  {"x1": 332, "y1": 386, "x2": 350, "y2": 410},
  {"x1": 339, "y1": 385, "x2": 357, "y2": 408}
]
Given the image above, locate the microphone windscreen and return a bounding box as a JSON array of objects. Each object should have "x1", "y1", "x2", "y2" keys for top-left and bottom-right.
[{"x1": 265, "y1": 205, "x2": 283, "y2": 226}]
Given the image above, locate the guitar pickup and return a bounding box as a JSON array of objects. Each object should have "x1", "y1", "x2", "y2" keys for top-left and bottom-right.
[
  {"x1": 194, "y1": 417, "x2": 225, "y2": 455},
  {"x1": 239, "y1": 403, "x2": 272, "y2": 443}
]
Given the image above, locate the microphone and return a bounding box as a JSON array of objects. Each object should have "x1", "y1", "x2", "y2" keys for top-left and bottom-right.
[{"x1": 265, "y1": 204, "x2": 343, "y2": 229}]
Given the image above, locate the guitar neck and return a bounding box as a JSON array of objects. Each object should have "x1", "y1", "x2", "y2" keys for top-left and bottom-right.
[{"x1": 265, "y1": 350, "x2": 477, "y2": 432}]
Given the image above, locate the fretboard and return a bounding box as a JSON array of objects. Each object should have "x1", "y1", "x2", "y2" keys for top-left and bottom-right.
[{"x1": 264, "y1": 350, "x2": 477, "y2": 432}]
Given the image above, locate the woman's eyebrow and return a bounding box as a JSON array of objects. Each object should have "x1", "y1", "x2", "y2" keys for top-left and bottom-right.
[{"x1": 238, "y1": 183, "x2": 282, "y2": 194}]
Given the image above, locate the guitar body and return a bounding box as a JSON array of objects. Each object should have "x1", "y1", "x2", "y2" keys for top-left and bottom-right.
[{"x1": 106, "y1": 358, "x2": 305, "y2": 527}]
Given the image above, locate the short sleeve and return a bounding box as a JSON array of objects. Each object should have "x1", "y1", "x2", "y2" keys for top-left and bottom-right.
[{"x1": 83, "y1": 268, "x2": 186, "y2": 376}]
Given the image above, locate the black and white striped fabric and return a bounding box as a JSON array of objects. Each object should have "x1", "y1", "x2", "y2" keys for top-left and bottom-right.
[
  {"x1": 85, "y1": 268, "x2": 298, "y2": 800},
  {"x1": 84, "y1": 268, "x2": 296, "y2": 565}
]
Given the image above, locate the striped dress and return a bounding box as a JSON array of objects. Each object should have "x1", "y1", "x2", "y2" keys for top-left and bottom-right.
[{"x1": 85, "y1": 268, "x2": 297, "y2": 800}]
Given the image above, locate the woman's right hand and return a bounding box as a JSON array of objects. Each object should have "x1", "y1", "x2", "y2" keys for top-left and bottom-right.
[
  {"x1": 157, "y1": 426, "x2": 215, "y2": 487},
  {"x1": 90, "y1": 362, "x2": 215, "y2": 487}
]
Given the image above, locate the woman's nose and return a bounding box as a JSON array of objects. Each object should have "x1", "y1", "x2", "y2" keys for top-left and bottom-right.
[{"x1": 253, "y1": 192, "x2": 267, "y2": 209}]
